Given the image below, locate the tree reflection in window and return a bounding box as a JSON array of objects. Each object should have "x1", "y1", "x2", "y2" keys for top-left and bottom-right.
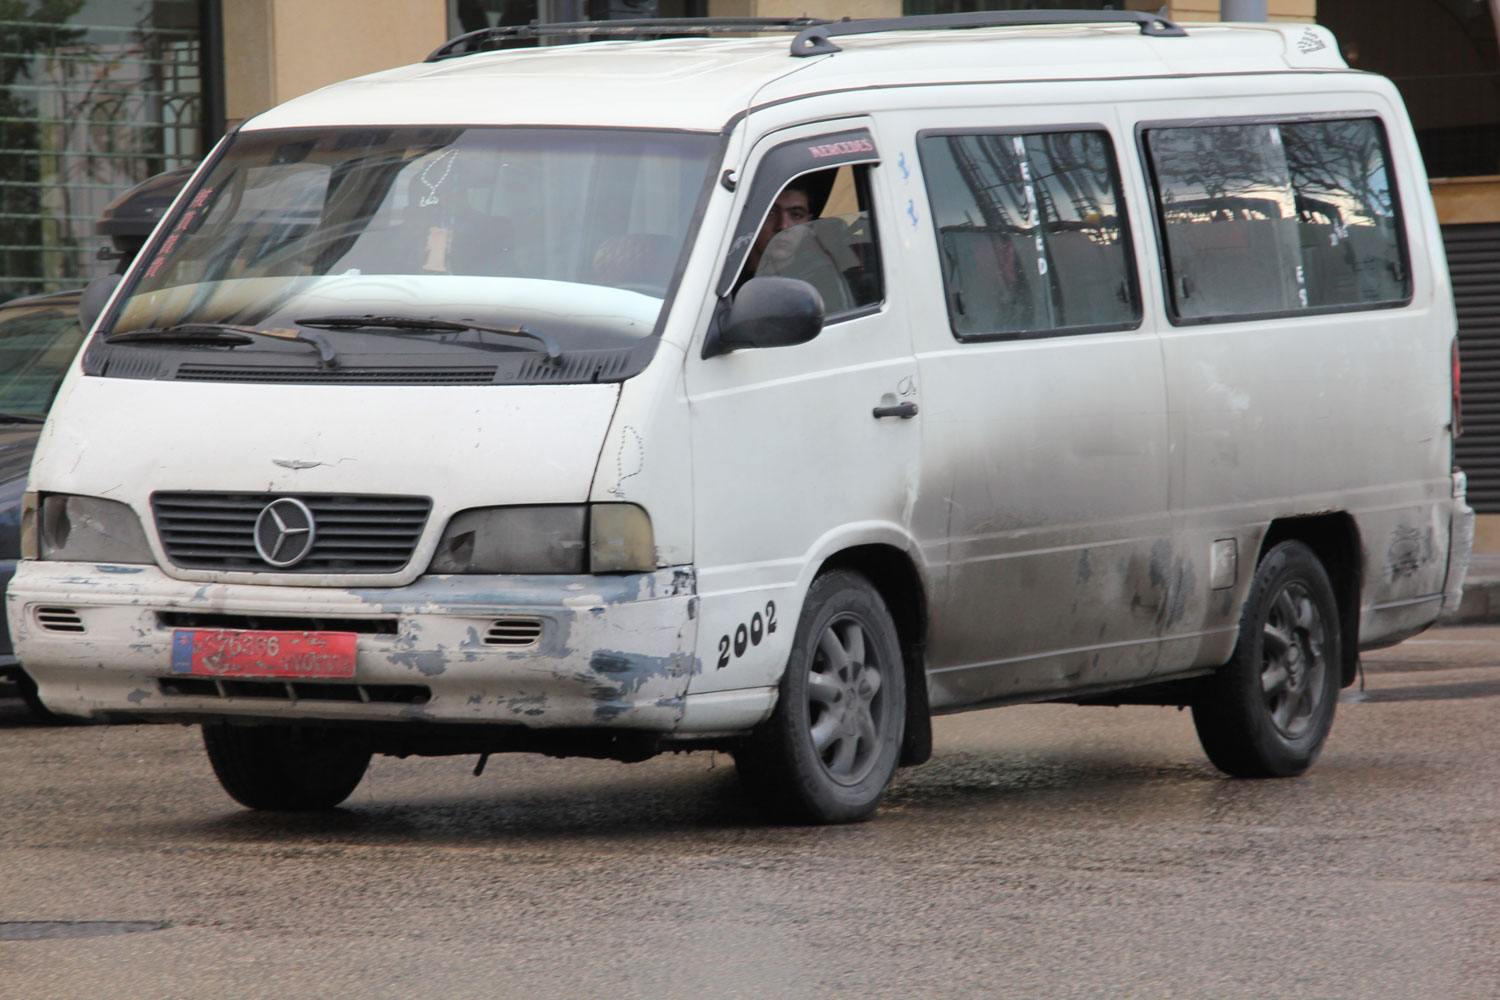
[
  {"x1": 1146, "y1": 117, "x2": 1408, "y2": 321},
  {"x1": 919, "y1": 129, "x2": 1138, "y2": 340}
]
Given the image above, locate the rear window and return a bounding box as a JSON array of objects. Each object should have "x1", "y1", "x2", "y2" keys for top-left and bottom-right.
[{"x1": 1143, "y1": 117, "x2": 1409, "y2": 323}]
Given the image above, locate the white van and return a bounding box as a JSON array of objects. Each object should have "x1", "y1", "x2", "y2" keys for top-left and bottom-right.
[{"x1": 9, "y1": 11, "x2": 1472, "y2": 823}]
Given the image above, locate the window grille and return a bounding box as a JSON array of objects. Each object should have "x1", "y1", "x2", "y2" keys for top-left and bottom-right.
[{"x1": 0, "y1": 1, "x2": 206, "y2": 300}]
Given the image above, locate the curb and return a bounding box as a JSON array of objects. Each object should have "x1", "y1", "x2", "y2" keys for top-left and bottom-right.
[{"x1": 1444, "y1": 554, "x2": 1500, "y2": 625}]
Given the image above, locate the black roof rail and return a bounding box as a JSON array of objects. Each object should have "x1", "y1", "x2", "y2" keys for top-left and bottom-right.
[
  {"x1": 789, "y1": 11, "x2": 1187, "y2": 57},
  {"x1": 426, "y1": 17, "x2": 834, "y2": 62}
]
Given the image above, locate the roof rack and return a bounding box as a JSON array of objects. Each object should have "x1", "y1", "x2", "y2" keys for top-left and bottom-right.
[
  {"x1": 425, "y1": 17, "x2": 834, "y2": 62},
  {"x1": 423, "y1": 10, "x2": 1188, "y2": 63},
  {"x1": 790, "y1": 11, "x2": 1188, "y2": 57}
]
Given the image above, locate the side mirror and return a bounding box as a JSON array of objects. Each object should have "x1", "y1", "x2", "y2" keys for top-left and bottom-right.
[
  {"x1": 78, "y1": 273, "x2": 121, "y2": 332},
  {"x1": 702, "y1": 276, "x2": 825, "y2": 359}
]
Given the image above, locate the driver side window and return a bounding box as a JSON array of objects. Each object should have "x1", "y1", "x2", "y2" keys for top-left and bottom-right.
[{"x1": 739, "y1": 164, "x2": 884, "y2": 321}]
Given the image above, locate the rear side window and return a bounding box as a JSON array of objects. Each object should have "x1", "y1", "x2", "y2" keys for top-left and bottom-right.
[
  {"x1": 918, "y1": 129, "x2": 1140, "y2": 340},
  {"x1": 1143, "y1": 117, "x2": 1409, "y2": 323}
]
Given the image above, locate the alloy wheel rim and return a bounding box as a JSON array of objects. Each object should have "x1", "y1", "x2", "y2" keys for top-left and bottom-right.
[
  {"x1": 805, "y1": 612, "x2": 889, "y2": 785},
  {"x1": 1258, "y1": 580, "x2": 1329, "y2": 739}
]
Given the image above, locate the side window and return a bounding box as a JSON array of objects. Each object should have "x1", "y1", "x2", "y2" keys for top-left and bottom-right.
[
  {"x1": 1284, "y1": 119, "x2": 1408, "y2": 309},
  {"x1": 1143, "y1": 117, "x2": 1409, "y2": 323},
  {"x1": 740, "y1": 164, "x2": 884, "y2": 320},
  {"x1": 918, "y1": 129, "x2": 1139, "y2": 340}
]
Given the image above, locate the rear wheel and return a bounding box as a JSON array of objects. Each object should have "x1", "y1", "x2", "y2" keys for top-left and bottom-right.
[
  {"x1": 740, "y1": 570, "x2": 906, "y2": 824},
  {"x1": 202, "y1": 723, "x2": 371, "y2": 810},
  {"x1": 1192, "y1": 540, "x2": 1342, "y2": 778}
]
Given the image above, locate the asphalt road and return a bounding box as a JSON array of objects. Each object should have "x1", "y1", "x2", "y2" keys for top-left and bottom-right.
[{"x1": 3, "y1": 626, "x2": 1498, "y2": 999}]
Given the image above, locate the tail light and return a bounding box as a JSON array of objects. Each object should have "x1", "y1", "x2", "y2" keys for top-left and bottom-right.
[{"x1": 1453, "y1": 338, "x2": 1463, "y2": 439}]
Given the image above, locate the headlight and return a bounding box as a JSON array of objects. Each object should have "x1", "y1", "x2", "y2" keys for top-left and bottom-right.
[
  {"x1": 429, "y1": 505, "x2": 588, "y2": 574},
  {"x1": 588, "y1": 503, "x2": 655, "y2": 573},
  {"x1": 19, "y1": 491, "x2": 38, "y2": 559},
  {"x1": 37, "y1": 494, "x2": 154, "y2": 563},
  {"x1": 429, "y1": 503, "x2": 655, "y2": 575}
]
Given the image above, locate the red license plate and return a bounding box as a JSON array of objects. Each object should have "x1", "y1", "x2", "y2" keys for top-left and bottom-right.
[{"x1": 171, "y1": 629, "x2": 357, "y2": 679}]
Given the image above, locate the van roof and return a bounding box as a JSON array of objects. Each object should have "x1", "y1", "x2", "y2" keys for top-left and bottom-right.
[{"x1": 246, "y1": 18, "x2": 1351, "y2": 134}]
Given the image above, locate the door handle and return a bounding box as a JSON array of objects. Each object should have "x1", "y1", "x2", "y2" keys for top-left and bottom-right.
[{"x1": 872, "y1": 402, "x2": 919, "y2": 419}]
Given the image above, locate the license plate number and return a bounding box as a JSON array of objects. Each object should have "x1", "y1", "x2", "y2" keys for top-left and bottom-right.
[{"x1": 171, "y1": 629, "x2": 357, "y2": 679}]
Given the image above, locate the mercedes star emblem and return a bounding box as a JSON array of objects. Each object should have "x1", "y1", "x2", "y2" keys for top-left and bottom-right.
[{"x1": 254, "y1": 497, "x2": 316, "y2": 567}]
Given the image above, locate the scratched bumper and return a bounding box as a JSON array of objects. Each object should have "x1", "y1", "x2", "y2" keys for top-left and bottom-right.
[{"x1": 6, "y1": 561, "x2": 699, "y2": 728}]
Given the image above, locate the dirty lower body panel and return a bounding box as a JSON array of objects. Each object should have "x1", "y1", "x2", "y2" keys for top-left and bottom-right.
[{"x1": 7, "y1": 562, "x2": 700, "y2": 732}]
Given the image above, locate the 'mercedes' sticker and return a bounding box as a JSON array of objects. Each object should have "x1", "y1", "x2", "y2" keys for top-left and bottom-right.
[{"x1": 809, "y1": 138, "x2": 876, "y2": 159}]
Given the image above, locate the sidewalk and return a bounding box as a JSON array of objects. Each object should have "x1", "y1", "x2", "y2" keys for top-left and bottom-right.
[{"x1": 1448, "y1": 553, "x2": 1500, "y2": 625}]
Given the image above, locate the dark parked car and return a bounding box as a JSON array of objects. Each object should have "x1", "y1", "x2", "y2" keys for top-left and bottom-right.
[
  {"x1": 1, "y1": 166, "x2": 191, "y2": 715},
  {"x1": 0, "y1": 290, "x2": 83, "y2": 713}
]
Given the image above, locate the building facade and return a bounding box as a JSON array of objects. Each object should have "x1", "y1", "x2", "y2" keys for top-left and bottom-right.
[
  {"x1": 0, "y1": 0, "x2": 212, "y2": 298},
  {"x1": 6, "y1": 0, "x2": 1500, "y2": 542}
]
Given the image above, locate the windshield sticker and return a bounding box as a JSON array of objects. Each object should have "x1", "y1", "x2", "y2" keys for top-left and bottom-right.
[
  {"x1": 143, "y1": 185, "x2": 213, "y2": 280},
  {"x1": 422, "y1": 226, "x2": 452, "y2": 272},
  {"x1": 417, "y1": 149, "x2": 457, "y2": 207},
  {"x1": 809, "y1": 138, "x2": 875, "y2": 159}
]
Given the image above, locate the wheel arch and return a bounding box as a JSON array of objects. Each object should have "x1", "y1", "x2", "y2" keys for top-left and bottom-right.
[
  {"x1": 1257, "y1": 513, "x2": 1363, "y2": 687},
  {"x1": 816, "y1": 543, "x2": 932, "y2": 766}
]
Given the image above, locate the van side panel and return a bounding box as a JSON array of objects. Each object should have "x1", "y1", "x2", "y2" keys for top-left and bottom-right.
[
  {"x1": 1136, "y1": 86, "x2": 1456, "y2": 657},
  {"x1": 883, "y1": 102, "x2": 1177, "y2": 710}
]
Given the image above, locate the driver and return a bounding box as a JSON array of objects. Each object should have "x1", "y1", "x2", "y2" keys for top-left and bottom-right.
[{"x1": 744, "y1": 178, "x2": 815, "y2": 277}]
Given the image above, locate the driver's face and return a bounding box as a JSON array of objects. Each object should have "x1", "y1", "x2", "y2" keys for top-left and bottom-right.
[{"x1": 754, "y1": 188, "x2": 812, "y2": 257}]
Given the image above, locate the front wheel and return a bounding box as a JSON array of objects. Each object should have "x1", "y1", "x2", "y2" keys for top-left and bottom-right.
[
  {"x1": 202, "y1": 723, "x2": 371, "y2": 810},
  {"x1": 1191, "y1": 540, "x2": 1342, "y2": 778},
  {"x1": 740, "y1": 570, "x2": 906, "y2": 824}
]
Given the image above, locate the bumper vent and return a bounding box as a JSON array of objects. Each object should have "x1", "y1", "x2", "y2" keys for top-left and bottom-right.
[
  {"x1": 158, "y1": 612, "x2": 398, "y2": 635},
  {"x1": 36, "y1": 607, "x2": 85, "y2": 633},
  {"x1": 152, "y1": 492, "x2": 431, "y2": 574},
  {"x1": 158, "y1": 677, "x2": 429, "y2": 704},
  {"x1": 484, "y1": 617, "x2": 543, "y2": 647}
]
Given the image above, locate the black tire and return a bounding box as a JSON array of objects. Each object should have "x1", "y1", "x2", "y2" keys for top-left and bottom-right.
[
  {"x1": 1192, "y1": 540, "x2": 1342, "y2": 778},
  {"x1": 202, "y1": 723, "x2": 371, "y2": 811},
  {"x1": 741, "y1": 570, "x2": 906, "y2": 824}
]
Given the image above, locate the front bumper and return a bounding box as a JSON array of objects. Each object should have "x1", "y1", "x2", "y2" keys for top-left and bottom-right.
[{"x1": 7, "y1": 561, "x2": 699, "y2": 729}]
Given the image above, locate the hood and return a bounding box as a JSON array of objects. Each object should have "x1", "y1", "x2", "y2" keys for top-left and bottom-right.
[{"x1": 29, "y1": 376, "x2": 622, "y2": 583}]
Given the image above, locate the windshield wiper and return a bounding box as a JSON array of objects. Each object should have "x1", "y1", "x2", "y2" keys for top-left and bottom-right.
[
  {"x1": 294, "y1": 314, "x2": 563, "y2": 362},
  {"x1": 0, "y1": 412, "x2": 45, "y2": 424},
  {"x1": 105, "y1": 322, "x2": 340, "y2": 367}
]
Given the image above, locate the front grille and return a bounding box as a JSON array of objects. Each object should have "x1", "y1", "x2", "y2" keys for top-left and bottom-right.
[
  {"x1": 152, "y1": 492, "x2": 431, "y2": 573},
  {"x1": 158, "y1": 677, "x2": 429, "y2": 704},
  {"x1": 36, "y1": 607, "x2": 84, "y2": 633}
]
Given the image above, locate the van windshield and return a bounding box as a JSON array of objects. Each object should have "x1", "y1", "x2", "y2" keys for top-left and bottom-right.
[{"x1": 101, "y1": 126, "x2": 717, "y2": 374}]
